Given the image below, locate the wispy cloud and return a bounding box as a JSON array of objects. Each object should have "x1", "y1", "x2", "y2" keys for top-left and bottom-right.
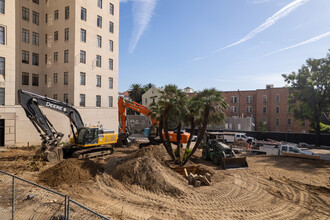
[
  {"x1": 215, "y1": 0, "x2": 309, "y2": 52},
  {"x1": 126, "y1": 0, "x2": 157, "y2": 53},
  {"x1": 263, "y1": 31, "x2": 330, "y2": 57}
]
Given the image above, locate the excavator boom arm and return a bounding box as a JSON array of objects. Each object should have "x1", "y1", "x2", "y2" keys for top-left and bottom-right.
[{"x1": 18, "y1": 90, "x2": 84, "y2": 145}]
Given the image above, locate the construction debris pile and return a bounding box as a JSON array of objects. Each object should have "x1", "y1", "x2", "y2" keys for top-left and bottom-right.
[{"x1": 188, "y1": 172, "x2": 212, "y2": 187}]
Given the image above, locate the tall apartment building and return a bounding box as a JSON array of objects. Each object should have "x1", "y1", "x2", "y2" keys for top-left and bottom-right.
[
  {"x1": 0, "y1": 0, "x2": 119, "y2": 146},
  {"x1": 222, "y1": 85, "x2": 309, "y2": 133}
]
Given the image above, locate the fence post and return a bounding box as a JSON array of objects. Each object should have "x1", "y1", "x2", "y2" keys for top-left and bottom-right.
[
  {"x1": 64, "y1": 195, "x2": 67, "y2": 220},
  {"x1": 67, "y1": 196, "x2": 70, "y2": 220},
  {"x1": 12, "y1": 176, "x2": 15, "y2": 220}
]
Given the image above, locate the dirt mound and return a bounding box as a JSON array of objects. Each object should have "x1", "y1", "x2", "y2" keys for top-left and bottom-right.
[
  {"x1": 38, "y1": 158, "x2": 104, "y2": 187},
  {"x1": 105, "y1": 145, "x2": 186, "y2": 196}
]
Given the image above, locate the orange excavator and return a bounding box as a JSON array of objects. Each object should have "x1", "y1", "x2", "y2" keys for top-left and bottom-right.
[{"x1": 118, "y1": 97, "x2": 190, "y2": 148}]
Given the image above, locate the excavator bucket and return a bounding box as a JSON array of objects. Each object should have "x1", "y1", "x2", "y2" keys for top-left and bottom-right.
[{"x1": 222, "y1": 157, "x2": 248, "y2": 170}]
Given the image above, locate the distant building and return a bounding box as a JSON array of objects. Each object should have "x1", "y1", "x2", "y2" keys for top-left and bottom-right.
[
  {"x1": 222, "y1": 85, "x2": 309, "y2": 133},
  {"x1": 142, "y1": 86, "x2": 162, "y2": 108},
  {"x1": 119, "y1": 90, "x2": 131, "y2": 101}
]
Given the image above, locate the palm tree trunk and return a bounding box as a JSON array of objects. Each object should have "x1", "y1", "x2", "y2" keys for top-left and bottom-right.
[
  {"x1": 159, "y1": 117, "x2": 174, "y2": 158},
  {"x1": 181, "y1": 105, "x2": 210, "y2": 166},
  {"x1": 176, "y1": 122, "x2": 182, "y2": 163},
  {"x1": 186, "y1": 118, "x2": 195, "y2": 150},
  {"x1": 163, "y1": 103, "x2": 175, "y2": 160}
]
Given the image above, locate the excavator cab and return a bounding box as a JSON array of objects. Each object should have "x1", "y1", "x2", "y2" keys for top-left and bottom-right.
[{"x1": 76, "y1": 127, "x2": 99, "y2": 146}]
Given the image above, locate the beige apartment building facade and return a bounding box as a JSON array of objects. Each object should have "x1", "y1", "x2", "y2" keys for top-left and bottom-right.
[{"x1": 0, "y1": 0, "x2": 119, "y2": 146}]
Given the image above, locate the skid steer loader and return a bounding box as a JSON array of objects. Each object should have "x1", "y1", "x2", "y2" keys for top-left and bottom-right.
[{"x1": 202, "y1": 132, "x2": 248, "y2": 170}]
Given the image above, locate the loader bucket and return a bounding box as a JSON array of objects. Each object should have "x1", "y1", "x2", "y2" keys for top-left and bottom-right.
[{"x1": 222, "y1": 157, "x2": 248, "y2": 170}]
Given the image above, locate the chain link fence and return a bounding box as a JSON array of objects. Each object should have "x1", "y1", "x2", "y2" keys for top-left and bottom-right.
[{"x1": 0, "y1": 170, "x2": 110, "y2": 220}]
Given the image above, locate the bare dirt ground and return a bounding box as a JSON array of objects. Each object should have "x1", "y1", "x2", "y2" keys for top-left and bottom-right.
[{"x1": 0, "y1": 145, "x2": 329, "y2": 220}]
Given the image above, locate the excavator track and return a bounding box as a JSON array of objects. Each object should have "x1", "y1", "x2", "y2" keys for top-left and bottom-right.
[{"x1": 63, "y1": 145, "x2": 115, "y2": 159}]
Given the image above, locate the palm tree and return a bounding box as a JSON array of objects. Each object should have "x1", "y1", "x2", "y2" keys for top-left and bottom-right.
[
  {"x1": 184, "y1": 97, "x2": 202, "y2": 150},
  {"x1": 157, "y1": 84, "x2": 188, "y2": 162},
  {"x1": 181, "y1": 88, "x2": 227, "y2": 166},
  {"x1": 129, "y1": 83, "x2": 144, "y2": 104}
]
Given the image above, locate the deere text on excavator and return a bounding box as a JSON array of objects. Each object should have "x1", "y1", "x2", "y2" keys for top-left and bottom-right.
[{"x1": 18, "y1": 90, "x2": 117, "y2": 161}]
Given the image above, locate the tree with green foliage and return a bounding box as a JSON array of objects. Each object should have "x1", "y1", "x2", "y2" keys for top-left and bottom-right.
[
  {"x1": 181, "y1": 88, "x2": 227, "y2": 166},
  {"x1": 129, "y1": 83, "x2": 145, "y2": 104},
  {"x1": 157, "y1": 84, "x2": 188, "y2": 162},
  {"x1": 282, "y1": 52, "x2": 330, "y2": 146}
]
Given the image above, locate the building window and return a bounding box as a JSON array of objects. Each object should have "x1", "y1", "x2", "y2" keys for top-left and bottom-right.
[
  {"x1": 109, "y1": 58, "x2": 113, "y2": 70},
  {"x1": 53, "y1": 73, "x2": 58, "y2": 83},
  {"x1": 45, "y1": 34, "x2": 48, "y2": 43},
  {"x1": 96, "y1": 55, "x2": 101, "y2": 67},
  {"x1": 80, "y1": 50, "x2": 86, "y2": 63},
  {"x1": 0, "y1": 88, "x2": 4, "y2": 105},
  {"x1": 32, "y1": 32, "x2": 39, "y2": 46},
  {"x1": 263, "y1": 95, "x2": 267, "y2": 103},
  {"x1": 0, "y1": 26, "x2": 4, "y2": 45},
  {"x1": 96, "y1": 75, "x2": 101, "y2": 87},
  {"x1": 97, "y1": 16, "x2": 102, "y2": 28},
  {"x1": 22, "y1": 7, "x2": 29, "y2": 21},
  {"x1": 45, "y1": 14, "x2": 48, "y2": 23},
  {"x1": 22, "y1": 29, "x2": 29, "y2": 43},
  {"x1": 64, "y1": 50, "x2": 69, "y2": 63},
  {"x1": 246, "y1": 96, "x2": 252, "y2": 104},
  {"x1": 288, "y1": 118, "x2": 292, "y2": 125},
  {"x1": 80, "y1": 94, "x2": 85, "y2": 107},
  {"x1": 246, "y1": 106, "x2": 252, "y2": 113},
  {"x1": 45, "y1": 54, "x2": 47, "y2": 63},
  {"x1": 276, "y1": 94, "x2": 280, "y2": 102},
  {"x1": 22, "y1": 51, "x2": 29, "y2": 64},
  {"x1": 109, "y1": 3, "x2": 114, "y2": 15},
  {"x1": 109, "y1": 21, "x2": 114, "y2": 33},
  {"x1": 0, "y1": 57, "x2": 4, "y2": 75},
  {"x1": 64, "y1": 94, "x2": 68, "y2": 103},
  {"x1": 64, "y1": 72, "x2": 68, "y2": 85},
  {"x1": 65, "y1": 6, "x2": 69, "y2": 19},
  {"x1": 276, "y1": 106, "x2": 280, "y2": 114},
  {"x1": 96, "y1": 95, "x2": 101, "y2": 107},
  {"x1": 263, "y1": 117, "x2": 267, "y2": 125},
  {"x1": 276, "y1": 118, "x2": 280, "y2": 126},
  {"x1": 0, "y1": 0, "x2": 4, "y2": 14},
  {"x1": 263, "y1": 106, "x2": 267, "y2": 113},
  {"x1": 53, "y1": 94, "x2": 58, "y2": 100},
  {"x1": 32, "y1": 53, "x2": 39, "y2": 66},
  {"x1": 32, "y1": 0, "x2": 39, "y2": 4},
  {"x1": 81, "y1": 7, "x2": 87, "y2": 21},
  {"x1": 98, "y1": 0, "x2": 102, "y2": 9},
  {"x1": 80, "y1": 72, "x2": 86, "y2": 85},
  {"x1": 32, "y1": 74, "x2": 39, "y2": 86},
  {"x1": 230, "y1": 106, "x2": 237, "y2": 113},
  {"x1": 230, "y1": 96, "x2": 237, "y2": 103},
  {"x1": 109, "y1": 96, "x2": 113, "y2": 107},
  {"x1": 45, "y1": 74, "x2": 47, "y2": 84},
  {"x1": 97, "y1": 35, "x2": 102, "y2": 48},
  {"x1": 54, "y1": 52, "x2": 58, "y2": 62},
  {"x1": 109, "y1": 77, "x2": 113, "y2": 89},
  {"x1": 32, "y1": 11, "x2": 39, "y2": 25},
  {"x1": 22, "y1": 72, "x2": 29, "y2": 85},
  {"x1": 109, "y1": 40, "x2": 113, "y2": 52},
  {"x1": 80, "y1": 29, "x2": 86, "y2": 42},
  {"x1": 54, "y1": 31, "x2": 58, "y2": 41},
  {"x1": 54, "y1": 10, "x2": 59, "y2": 20},
  {"x1": 64, "y1": 28, "x2": 69, "y2": 41}
]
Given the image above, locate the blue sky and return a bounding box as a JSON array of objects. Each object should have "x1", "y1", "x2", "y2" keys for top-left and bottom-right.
[{"x1": 118, "y1": 0, "x2": 330, "y2": 92}]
